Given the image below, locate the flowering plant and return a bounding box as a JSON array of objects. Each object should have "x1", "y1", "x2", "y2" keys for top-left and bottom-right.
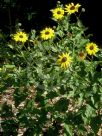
[{"x1": 1, "y1": 1, "x2": 102, "y2": 135}]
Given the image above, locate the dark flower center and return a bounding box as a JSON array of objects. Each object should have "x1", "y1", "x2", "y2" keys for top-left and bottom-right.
[
  {"x1": 89, "y1": 45, "x2": 94, "y2": 50},
  {"x1": 79, "y1": 52, "x2": 84, "y2": 57},
  {"x1": 70, "y1": 6, "x2": 75, "y2": 10},
  {"x1": 45, "y1": 31, "x2": 50, "y2": 35},
  {"x1": 19, "y1": 35, "x2": 23, "y2": 38},
  {"x1": 62, "y1": 57, "x2": 67, "y2": 62},
  {"x1": 57, "y1": 11, "x2": 61, "y2": 14}
]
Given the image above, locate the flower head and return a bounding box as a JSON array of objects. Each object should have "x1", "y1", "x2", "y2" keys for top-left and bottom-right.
[
  {"x1": 57, "y1": 53, "x2": 72, "y2": 69},
  {"x1": 29, "y1": 39, "x2": 39, "y2": 45},
  {"x1": 85, "y1": 42, "x2": 99, "y2": 55},
  {"x1": 51, "y1": 7, "x2": 64, "y2": 20},
  {"x1": 40, "y1": 27, "x2": 55, "y2": 40},
  {"x1": 65, "y1": 3, "x2": 81, "y2": 14},
  {"x1": 13, "y1": 31, "x2": 28, "y2": 43},
  {"x1": 78, "y1": 52, "x2": 87, "y2": 60}
]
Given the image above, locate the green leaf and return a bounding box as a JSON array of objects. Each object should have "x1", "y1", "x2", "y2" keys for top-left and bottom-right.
[
  {"x1": 85, "y1": 104, "x2": 96, "y2": 118},
  {"x1": 4, "y1": 64, "x2": 15, "y2": 69},
  {"x1": 64, "y1": 123, "x2": 73, "y2": 136},
  {"x1": 8, "y1": 44, "x2": 14, "y2": 49}
]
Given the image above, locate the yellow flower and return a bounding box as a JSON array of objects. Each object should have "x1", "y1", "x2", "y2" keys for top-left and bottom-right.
[
  {"x1": 13, "y1": 31, "x2": 28, "y2": 43},
  {"x1": 40, "y1": 27, "x2": 55, "y2": 40},
  {"x1": 85, "y1": 42, "x2": 99, "y2": 55},
  {"x1": 57, "y1": 53, "x2": 72, "y2": 69},
  {"x1": 78, "y1": 52, "x2": 87, "y2": 60},
  {"x1": 65, "y1": 3, "x2": 81, "y2": 14},
  {"x1": 51, "y1": 7, "x2": 64, "y2": 20}
]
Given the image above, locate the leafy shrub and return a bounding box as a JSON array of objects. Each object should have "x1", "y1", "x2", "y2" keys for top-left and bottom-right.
[{"x1": 0, "y1": 1, "x2": 102, "y2": 136}]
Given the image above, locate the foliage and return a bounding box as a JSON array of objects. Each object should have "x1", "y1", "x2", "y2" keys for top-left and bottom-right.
[{"x1": 0, "y1": 1, "x2": 102, "y2": 136}]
